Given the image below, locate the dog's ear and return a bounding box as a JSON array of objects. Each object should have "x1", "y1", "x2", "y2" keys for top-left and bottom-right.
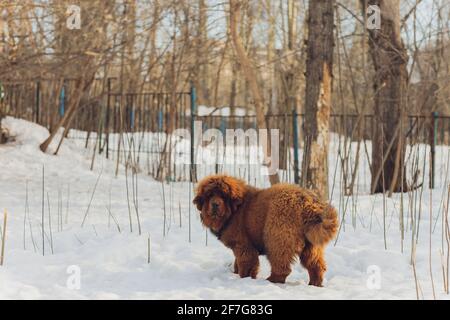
[
  {"x1": 229, "y1": 197, "x2": 242, "y2": 212},
  {"x1": 220, "y1": 176, "x2": 246, "y2": 212},
  {"x1": 193, "y1": 195, "x2": 203, "y2": 211}
]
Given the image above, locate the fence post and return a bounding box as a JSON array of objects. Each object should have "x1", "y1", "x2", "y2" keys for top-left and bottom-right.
[
  {"x1": 130, "y1": 97, "x2": 135, "y2": 130},
  {"x1": 59, "y1": 80, "x2": 66, "y2": 117},
  {"x1": 430, "y1": 111, "x2": 438, "y2": 189},
  {"x1": 190, "y1": 85, "x2": 197, "y2": 182},
  {"x1": 158, "y1": 110, "x2": 163, "y2": 131},
  {"x1": 35, "y1": 81, "x2": 40, "y2": 124},
  {"x1": 292, "y1": 103, "x2": 300, "y2": 184}
]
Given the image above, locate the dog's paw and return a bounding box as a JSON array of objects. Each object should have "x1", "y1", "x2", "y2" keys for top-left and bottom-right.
[
  {"x1": 308, "y1": 280, "x2": 323, "y2": 287},
  {"x1": 266, "y1": 274, "x2": 287, "y2": 284}
]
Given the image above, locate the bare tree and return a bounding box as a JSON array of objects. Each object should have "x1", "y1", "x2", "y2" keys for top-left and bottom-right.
[
  {"x1": 362, "y1": 0, "x2": 409, "y2": 193},
  {"x1": 229, "y1": 0, "x2": 279, "y2": 185},
  {"x1": 39, "y1": 1, "x2": 114, "y2": 153},
  {"x1": 0, "y1": 4, "x2": 4, "y2": 142},
  {"x1": 195, "y1": 0, "x2": 209, "y2": 105},
  {"x1": 301, "y1": 0, "x2": 335, "y2": 199}
]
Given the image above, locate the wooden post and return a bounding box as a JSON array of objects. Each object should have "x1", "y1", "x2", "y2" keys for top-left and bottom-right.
[{"x1": 1, "y1": 209, "x2": 7, "y2": 266}]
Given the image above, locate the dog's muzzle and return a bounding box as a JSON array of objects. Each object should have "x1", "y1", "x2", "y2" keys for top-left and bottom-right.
[{"x1": 211, "y1": 203, "x2": 219, "y2": 218}]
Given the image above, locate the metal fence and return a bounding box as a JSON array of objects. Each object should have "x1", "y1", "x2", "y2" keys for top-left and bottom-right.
[{"x1": 2, "y1": 79, "x2": 450, "y2": 188}]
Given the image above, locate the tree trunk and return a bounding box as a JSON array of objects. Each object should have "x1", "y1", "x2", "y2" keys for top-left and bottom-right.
[
  {"x1": 279, "y1": 0, "x2": 297, "y2": 171},
  {"x1": 0, "y1": 88, "x2": 5, "y2": 143},
  {"x1": 301, "y1": 0, "x2": 335, "y2": 199},
  {"x1": 0, "y1": 10, "x2": 4, "y2": 141},
  {"x1": 229, "y1": 62, "x2": 237, "y2": 116},
  {"x1": 124, "y1": 0, "x2": 137, "y2": 92},
  {"x1": 40, "y1": 0, "x2": 111, "y2": 153},
  {"x1": 229, "y1": 0, "x2": 279, "y2": 185},
  {"x1": 39, "y1": 75, "x2": 91, "y2": 153},
  {"x1": 265, "y1": 0, "x2": 276, "y2": 117},
  {"x1": 363, "y1": 0, "x2": 409, "y2": 194}
]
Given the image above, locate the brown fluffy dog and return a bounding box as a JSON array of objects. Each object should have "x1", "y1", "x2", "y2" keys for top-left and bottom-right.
[{"x1": 193, "y1": 175, "x2": 338, "y2": 286}]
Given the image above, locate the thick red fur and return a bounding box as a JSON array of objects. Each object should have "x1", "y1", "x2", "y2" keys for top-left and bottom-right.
[{"x1": 193, "y1": 174, "x2": 339, "y2": 286}]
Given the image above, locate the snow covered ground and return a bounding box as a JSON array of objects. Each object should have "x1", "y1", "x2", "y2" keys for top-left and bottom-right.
[{"x1": 0, "y1": 116, "x2": 449, "y2": 300}]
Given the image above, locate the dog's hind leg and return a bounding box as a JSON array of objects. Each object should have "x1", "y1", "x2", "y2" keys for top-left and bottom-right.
[
  {"x1": 265, "y1": 229, "x2": 303, "y2": 284},
  {"x1": 299, "y1": 242, "x2": 326, "y2": 287}
]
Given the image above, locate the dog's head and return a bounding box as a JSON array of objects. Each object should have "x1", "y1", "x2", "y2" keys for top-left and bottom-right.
[{"x1": 193, "y1": 175, "x2": 246, "y2": 234}]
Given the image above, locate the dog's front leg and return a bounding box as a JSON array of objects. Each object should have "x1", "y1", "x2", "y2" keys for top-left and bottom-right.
[
  {"x1": 233, "y1": 247, "x2": 259, "y2": 279},
  {"x1": 233, "y1": 259, "x2": 239, "y2": 274}
]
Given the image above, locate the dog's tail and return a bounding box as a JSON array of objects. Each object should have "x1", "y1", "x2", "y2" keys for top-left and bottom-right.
[{"x1": 304, "y1": 205, "x2": 339, "y2": 246}]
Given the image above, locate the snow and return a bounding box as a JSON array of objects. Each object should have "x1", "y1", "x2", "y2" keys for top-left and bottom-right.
[{"x1": 0, "y1": 116, "x2": 449, "y2": 300}]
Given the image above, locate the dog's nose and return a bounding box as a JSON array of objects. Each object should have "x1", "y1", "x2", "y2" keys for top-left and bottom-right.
[{"x1": 212, "y1": 202, "x2": 219, "y2": 211}]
